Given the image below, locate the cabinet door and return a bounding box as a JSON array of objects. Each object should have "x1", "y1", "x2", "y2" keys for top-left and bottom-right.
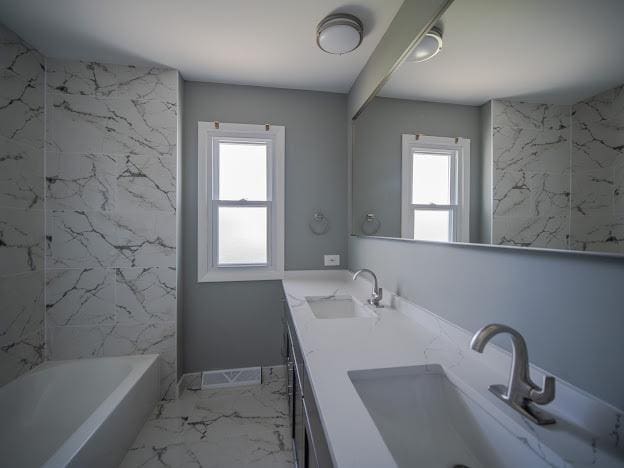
[
  {"x1": 303, "y1": 375, "x2": 334, "y2": 467},
  {"x1": 293, "y1": 364, "x2": 306, "y2": 466}
]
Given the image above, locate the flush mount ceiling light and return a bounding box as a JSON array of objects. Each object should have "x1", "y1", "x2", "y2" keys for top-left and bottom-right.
[
  {"x1": 407, "y1": 26, "x2": 443, "y2": 62},
  {"x1": 317, "y1": 14, "x2": 363, "y2": 55}
]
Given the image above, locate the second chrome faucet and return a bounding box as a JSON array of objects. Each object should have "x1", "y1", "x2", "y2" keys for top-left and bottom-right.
[{"x1": 471, "y1": 323, "x2": 556, "y2": 425}]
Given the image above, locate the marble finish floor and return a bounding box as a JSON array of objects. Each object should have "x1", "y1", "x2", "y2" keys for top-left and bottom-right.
[{"x1": 120, "y1": 378, "x2": 293, "y2": 467}]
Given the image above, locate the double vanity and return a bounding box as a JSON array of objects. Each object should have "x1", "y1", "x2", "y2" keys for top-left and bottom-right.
[{"x1": 281, "y1": 270, "x2": 624, "y2": 468}]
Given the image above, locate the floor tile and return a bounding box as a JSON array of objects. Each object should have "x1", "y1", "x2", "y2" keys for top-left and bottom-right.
[{"x1": 120, "y1": 378, "x2": 292, "y2": 468}]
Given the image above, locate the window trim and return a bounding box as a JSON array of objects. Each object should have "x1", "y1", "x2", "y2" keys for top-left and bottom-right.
[
  {"x1": 401, "y1": 134, "x2": 470, "y2": 242},
  {"x1": 197, "y1": 122, "x2": 285, "y2": 282}
]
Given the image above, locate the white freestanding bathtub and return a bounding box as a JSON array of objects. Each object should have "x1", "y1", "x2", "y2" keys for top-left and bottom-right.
[{"x1": 0, "y1": 354, "x2": 159, "y2": 468}]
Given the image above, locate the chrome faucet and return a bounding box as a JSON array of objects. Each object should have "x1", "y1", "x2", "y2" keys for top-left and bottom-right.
[
  {"x1": 470, "y1": 323, "x2": 556, "y2": 425},
  {"x1": 352, "y1": 269, "x2": 383, "y2": 307}
]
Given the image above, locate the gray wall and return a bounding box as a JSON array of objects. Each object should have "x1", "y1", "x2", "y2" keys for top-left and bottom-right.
[
  {"x1": 182, "y1": 81, "x2": 347, "y2": 373},
  {"x1": 349, "y1": 236, "x2": 624, "y2": 409},
  {"x1": 0, "y1": 23, "x2": 45, "y2": 386},
  {"x1": 352, "y1": 96, "x2": 482, "y2": 241}
]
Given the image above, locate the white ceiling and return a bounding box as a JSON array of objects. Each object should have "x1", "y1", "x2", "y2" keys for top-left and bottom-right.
[
  {"x1": 0, "y1": 0, "x2": 403, "y2": 93},
  {"x1": 381, "y1": 0, "x2": 624, "y2": 105}
]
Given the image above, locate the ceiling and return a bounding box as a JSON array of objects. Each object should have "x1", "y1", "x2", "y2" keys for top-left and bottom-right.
[
  {"x1": 381, "y1": 0, "x2": 624, "y2": 105},
  {"x1": 0, "y1": 0, "x2": 403, "y2": 93}
]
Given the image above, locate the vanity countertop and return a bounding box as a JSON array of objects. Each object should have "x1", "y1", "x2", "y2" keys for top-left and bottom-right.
[{"x1": 282, "y1": 270, "x2": 624, "y2": 468}]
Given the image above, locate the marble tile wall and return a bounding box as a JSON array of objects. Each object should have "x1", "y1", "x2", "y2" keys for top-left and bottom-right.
[
  {"x1": 570, "y1": 85, "x2": 624, "y2": 253},
  {"x1": 44, "y1": 59, "x2": 179, "y2": 399},
  {"x1": 491, "y1": 100, "x2": 572, "y2": 249},
  {"x1": 0, "y1": 23, "x2": 45, "y2": 386}
]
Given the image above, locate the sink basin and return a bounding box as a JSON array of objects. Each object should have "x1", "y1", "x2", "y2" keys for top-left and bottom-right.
[
  {"x1": 349, "y1": 365, "x2": 554, "y2": 468},
  {"x1": 306, "y1": 295, "x2": 375, "y2": 319}
]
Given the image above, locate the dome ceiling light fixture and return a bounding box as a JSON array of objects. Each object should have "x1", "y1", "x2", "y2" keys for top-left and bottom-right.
[
  {"x1": 316, "y1": 13, "x2": 363, "y2": 55},
  {"x1": 406, "y1": 26, "x2": 443, "y2": 62}
]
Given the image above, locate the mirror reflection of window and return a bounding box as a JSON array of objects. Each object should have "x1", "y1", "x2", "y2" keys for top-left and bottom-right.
[{"x1": 401, "y1": 135, "x2": 470, "y2": 242}]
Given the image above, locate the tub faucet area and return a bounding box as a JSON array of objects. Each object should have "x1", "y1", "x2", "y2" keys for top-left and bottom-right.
[{"x1": 471, "y1": 323, "x2": 556, "y2": 425}]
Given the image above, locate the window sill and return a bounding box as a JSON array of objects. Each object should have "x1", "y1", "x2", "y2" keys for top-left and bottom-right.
[{"x1": 198, "y1": 269, "x2": 284, "y2": 283}]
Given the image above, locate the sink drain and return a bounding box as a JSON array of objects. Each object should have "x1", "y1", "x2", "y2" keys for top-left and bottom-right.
[{"x1": 453, "y1": 465, "x2": 471, "y2": 468}]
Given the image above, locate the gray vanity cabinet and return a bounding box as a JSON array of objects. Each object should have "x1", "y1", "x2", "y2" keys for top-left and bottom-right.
[{"x1": 283, "y1": 299, "x2": 333, "y2": 468}]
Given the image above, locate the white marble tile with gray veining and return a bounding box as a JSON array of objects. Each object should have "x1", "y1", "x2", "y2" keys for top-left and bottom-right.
[
  {"x1": 0, "y1": 71, "x2": 44, "y2": 148},
  {"x1": 113, "y1": 65, "x2": 177, "y2": 102},
  {"x1": 0, "y1": 207, "x2": 44, "y2": 275},
  {"x1": 493, "y1": 170, "x2": 531, "y2": 216},
  {"x1": 615, "y1": 161, "x2": 624, "y2": 215},
  {"x1": 47, "y1": 59, "x2": 177, "y2": 102},
  {"x1": 46, "y1": 94, "x2": 176, "y2": 158},
  {"x1": 46, "y1": 210, "x2": 119, "y2": 268},
  {"x1": 0, "y1": 271, "x2": 44, "y2": 347},
  {"x1": 572, "y1": 85, "x2": 624, "y2": 126},
  {"x1": 0, "y1": 26, "x2": 43, "y2": 84},
  {"x1": 45, "y1": 268, "x2": 115, "y2": 326},
  {"x1": 530, "y1": 172, "x2": 570, "y2": 217},
  {"x1": 117, "y1": 153, "x2": 176, "y2": 212},
  {"x1": 120, "y1": 379, "x2": 291, "y2": 468},
  {"x1": 0, "y1": 327, "x2": 43, "y2": 387},
  {"x1": 46, "y1": 324, "x2": 113, "y2": 360},
  {"x1": 0, "y1": 136, "x2": 43, "y2": 209},
  {"x1": 101, "y1": 98, "x2": 177, "y2": 158},
  {"x1": 102, "y1": 322, "x2": 176, "y2": 398},
  {"x1": 571, "y1": 168, "x2": 614, "y2": 216},
  {"x1": 46, "y1": 152, "x2": 116, "y2": 211},
  {"x1": 493, "y1": 100, "x2": 570, "y2": 131},
  {"x1": 46, "y1": 59, "x2": 118, "y2": 98},
  {"x1": 114, "y1": 211, "x2": 176, "y2": 268},
  {"x1": 45, "y1": 94, "x2": 109, "y2": 154},
  {"x1": 570, "y1": 213, "x2": 624, "y2": 253},
  {"x1": 116, "y1": 267, "x2": 176, "y2": 324},
  {"x1": 47, "y1": 321, "x2": 177, "y2": 398},
  {"x1": 572, "y1": 118, "x2": 624, "y2": 172},
  {"x1": 493, "y1": 215, "x2": 569, "y2": 249},
  {"x1": 493, "y1": 126, "x2": 570, "y2": 174}
]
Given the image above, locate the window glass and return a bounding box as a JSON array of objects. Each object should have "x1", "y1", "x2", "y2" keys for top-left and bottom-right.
[
  {"x1": 411, "y1": 152, "x2": 451, "y2": 205},
  {"x1": 218, "y1": 142, "x2": 267, "y2": 201},
  {"x1": 413, "y1": 209, "x2": 450, "y2": 242},
  {"x1": 218, "y1": 206, "x2": 268, "y2": 264}
]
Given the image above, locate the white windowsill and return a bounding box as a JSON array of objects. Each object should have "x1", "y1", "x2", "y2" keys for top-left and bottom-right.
[{"x1": 198, "y1": 269, "x2": 284, "y2": 283}]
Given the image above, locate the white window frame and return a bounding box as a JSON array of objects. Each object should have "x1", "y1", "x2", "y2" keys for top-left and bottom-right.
[
  {"x1": 401, "y1": 134, "x2": 470, "y2": 242},
  {"x1": 197, "y1": 122, "x2": 285, "y2": 282}
]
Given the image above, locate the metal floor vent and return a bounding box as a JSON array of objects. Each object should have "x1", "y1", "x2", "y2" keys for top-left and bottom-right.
[{"x1": 201, "y1": 366, "x2": 261, "y2": 389}]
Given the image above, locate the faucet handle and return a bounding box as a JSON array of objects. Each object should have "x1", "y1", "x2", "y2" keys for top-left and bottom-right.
[{"x1": 529, "y1": 375, "x2": 555, "y2": 405}]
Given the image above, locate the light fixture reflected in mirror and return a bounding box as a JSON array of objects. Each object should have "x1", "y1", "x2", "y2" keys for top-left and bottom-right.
[{"x1": 406, "y1": 26, "x2": 443, "y2": 62}]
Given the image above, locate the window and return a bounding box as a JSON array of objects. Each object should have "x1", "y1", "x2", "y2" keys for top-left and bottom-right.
[
  {"x1": 198, "y1": 122, "x2": 285, "y2": 282},
  {"x1": 401, "y1": 134, "x2": 470, "y2": 242}
]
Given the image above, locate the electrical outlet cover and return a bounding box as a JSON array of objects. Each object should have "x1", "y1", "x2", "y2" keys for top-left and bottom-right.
[{"x1": 324, "y1": 254, "x2": 340, "y2": 266}]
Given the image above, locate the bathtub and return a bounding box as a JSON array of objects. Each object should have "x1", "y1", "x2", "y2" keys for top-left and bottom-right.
[{"x1": 0, "y1": 354, "x2": 159, "y2": 468}]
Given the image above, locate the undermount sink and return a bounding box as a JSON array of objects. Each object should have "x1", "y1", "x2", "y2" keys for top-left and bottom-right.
[
  {"x1": 349, "y1": 365, "x2": 554, "y2": 468},
  {"x1": 306, "y1": 295, "x2": 375, "y2": 319}
]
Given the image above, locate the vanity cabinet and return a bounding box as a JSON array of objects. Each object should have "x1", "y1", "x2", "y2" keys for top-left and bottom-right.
[{"x1": 283, "y1": 299, "x2": 333, "y2": 468}]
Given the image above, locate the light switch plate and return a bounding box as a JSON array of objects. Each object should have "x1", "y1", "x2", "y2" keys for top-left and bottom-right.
[{"x1": 324, "y1": 254, "x2": 340, "y2": 267}]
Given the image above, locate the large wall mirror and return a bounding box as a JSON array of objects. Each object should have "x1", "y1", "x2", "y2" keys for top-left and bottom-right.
[{"x1": 352, "y1": 0, "x2": 624, "y2": 255}]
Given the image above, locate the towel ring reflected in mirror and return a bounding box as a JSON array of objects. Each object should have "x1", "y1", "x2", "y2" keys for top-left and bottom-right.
[
  {"x1": 309, "y1": 211, "x2": 330, "y2": 235},
  {"x1": 361, "y1": 213, "x2": 381, "y2": 235}
]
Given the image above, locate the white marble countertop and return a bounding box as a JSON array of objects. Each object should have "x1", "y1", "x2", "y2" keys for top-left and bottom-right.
[{"x1": 282, "y1": 270, "x2": 624, "y2": 468}]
